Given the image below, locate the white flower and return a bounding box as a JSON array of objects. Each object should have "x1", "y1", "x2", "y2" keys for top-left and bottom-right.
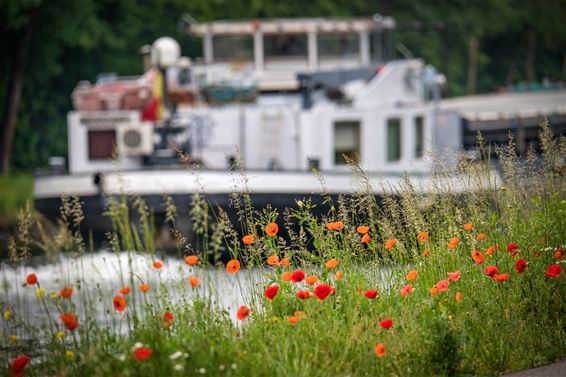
[
  {"x1": 219, "y1": 365, "x2": 226, "y2": 371},
  {"x1": 133, "y1": 342, "x2": 143, "y2": 350},
  {"x1": 169, "y1": 351, "x2": 183, "y2": 360},
  {"x1": 231, "y1": 363, "x2": 237, "y2": 370},
  {"x1": 198, "y1": 367, "x2": 206, "y2": 374},
  {"x1": 174, "y1": 364, "x2": 184, "y2": 371},
  {"x1": 117, "y1": 354, "x2": 126, "y2": 361}
]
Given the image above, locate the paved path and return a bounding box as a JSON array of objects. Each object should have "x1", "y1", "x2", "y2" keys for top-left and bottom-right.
[{"x1": 503, "y1": 359, "x2": 566, "y2": 377}]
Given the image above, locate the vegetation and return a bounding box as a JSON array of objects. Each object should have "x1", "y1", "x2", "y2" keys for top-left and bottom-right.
[
  {"x1": 1, "y1": 126, "x2": 565, "y2": 376},
  {"x1": 1, "y1": 0, "x2": 565, "y2": 172},
  {"x1": 0, "y1": 174, "x2": 32, "y2": 226}
]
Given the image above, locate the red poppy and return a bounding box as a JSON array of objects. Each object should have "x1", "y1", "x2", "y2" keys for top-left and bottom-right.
[
  {"x1": 296, "y1": 290, "x2": 312, "y2": 300},
  {"x1": 265, "y1": 223, "x2": 279, "y2": 237},
  {"x1": 264, "y1": 285, "x2": 279, "y2": 300},
  {"x1": 447, "y1": 270, "x2": 461, "y2": 282},
  {"x1": 546, "y1": 264, "x2": 563, "y2": 278},
  {"x1": 379, "y1": 319, "x2": 393, "y2": 329},
  {"x1": 313, "y1": 284, "x2": 333, "y2": 300},
  {"x1": 133, "y1": 347, "x2": 153, "y2": 361},
  {"x1": 484, "y1": 265, "x2": 499, "y2": 277},
  {"x1": 236, "y1": 305, "x2": 251, "y2": 320},
  {"x1": 493, "y1": 273, "x2": 510, "y2": 282},
  {"x1": 515, "y1": 259, "x2": 528, "y2": 274},
  {"x1": 400, "y1": 284, "x2": 414, "y2": 297},
  {"x1": 555, "y1": 249, "x2": 564, "y2": 259},
  {"x1": 60, "y1": 312, "x2": 79, "y2": 331},
  {"x1": 291, "y1": 270, "x2": 305, "y2": 283},
  {"x1": 471, "y1": 250, "x2": 485, "y2": 264},
  {"x1": 364, "y1": 289, "x2": 379, "y2": 299},
  {"x1": 60, "y1": 287, "x2": 73, "y2": 299},
  {"x1": 436, "y1": 279, "x2": 450, "y2": 292},
  {"x1": 507, "y1": 243, "x2": 519, "y2": 257},
  {"x1": 26, "y1": 273, "x2": 37, "y2": 286},
  {"x1": 163, "y1": 311, "x2": 174, "y2": 327},
  {"x1": 11, "y1": 355, "x2": 30, "y2": 377},
  {"x1": 113, "y1": 295, "x2": 126, "y2": 312}
]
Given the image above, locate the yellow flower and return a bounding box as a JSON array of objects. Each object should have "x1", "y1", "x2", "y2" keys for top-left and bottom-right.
[
  {"x1": 50, "y1": 293, "x2": 59, "y2": 300},
  {"x1": 65, "y1": 351, "x2": 75, "y2": 361},
  {"x1": 10, "y1": 334, "x2": 17, "y2": 343},
  {"x1": 57, "y1": 331, "x2": 65, "y2": 339},
  {"x1": 37, "y1": 288, "x2": 45, "y2": 298},
  {"x1": 3, "y1": 310, "x2": 12, "y2": 320}
]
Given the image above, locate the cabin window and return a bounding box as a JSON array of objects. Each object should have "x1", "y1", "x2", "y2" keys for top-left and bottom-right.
[
  {"x1": 414, "y1": 116, "x2": 424, "y2": 158},
  {"x1": 334, "y1": 121, "x2": 360, "y2": 165},
  {"x1": 387, "y1": 118, "x2": 402, "y2": 162},
  {"x1": 318, "y1": 33, "x2": 359, "y2": 60},
  {"x1": 88, "y1": 130, "x2": 116, "y2": 160},
  {"x1": 264, "y1": 34, "x2": 308, "y2": 67},
  {"x1": 213, "y1": 35, "x2": 253, "y2": 62}
]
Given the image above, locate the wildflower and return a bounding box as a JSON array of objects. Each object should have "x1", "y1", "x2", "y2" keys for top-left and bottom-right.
[
  {"x1": 400, "y1": 284, "x2": 414, "y2": 297},
  {"x1": 291, "y1": 270, "x2": 305, "y2": 283},
  {"x1": 507, "y1": 243, "x2": 520, "y2": 257},
  {"x1": 429, "y1": 287, "x2": 439, "y2": 295},
  {"x1": 379, "y1": 319, "x2": 393, "y2": 329},
  {"x1": 515, "y1": 259, "x2": 528, "y2": 274},
  {"x1": 267, "y1": 255, "x2": 279, "y2": 266},
  {"x1": 113, "y1": 296, "x2": 127, "y2": 312},
  {"x1": 335, "y1": 271, "x2": 343, "y2": 281},
  {"x1": 236, "y1": 305, "x2": 251, "y2": 320},
  {"x1": 50, "y1": 293, "x2": 59, "y2": 300},
  {"x1": 65, "y1": 351, "x2": 75, "y2": 361},
  {"x1": 448, "y1": 237, "x2": 459, "y2": 249},
  {"x1": 361, "y1": 233, "x2": 371, "y2": 244},
  {"x1": 163, "y1": 311, "x2": 174, "y2": 327},
  {"x1": 184, "y1": 255, "x2": 198, "y2": 266},
  {"x1": 471, "y1": 250, "x2": 485, "y2": 264},
  {"x1": 463, "y1": 223, "x2": 473, "y2": 231},
  {"x1": 436, "y1": 279, "x2": 450, "y2": 292},
  {"x1": 242, "y1": 235, "x2": 254, "y2": 245},
  {"x1": 305, "y1": 275, "x2": 318, "y2": 285},
  {"x1": 406, "y1": 270, "x2": 418, "y2": 281},
  {"x1": 455, "y1": 292, "x2": 462, "y2": 302},
  {"x1": 287, "y1": 316, "x2": 299, "y2": 324},
  {"x1": 325, "y1": 258, "x2": 338, "y2": 269},
  {"x1": 60, "y1": 287, "x2": 73, "y2": 299},
  {"x1": 423, "y1": 249, "x2": 429, "y2": 256},
  {"x1": 485, "y1": 246, "x2": 495, "y2": 255},
  {"x1": 26, "y1": 273, "x2": 38, "y2": 285},
  {"x1": 295, "y1": 310, "x2": 306, "y2": 319},
  {"x1": 36, "y1": 288, "x2": 45, "y2": 299},
  {"x1": 357, "y1": 225, "x2": 369, "y2": 234},
  {"x1": 60, "y1": 312, "x2": 79, "y2": 331},
  {"x1": 297, "y1": 290, "x2": 312, "y2": 300},
  {"x1": 139, "y1": 283, "x2": 150, "y2": 293},
  {"x1": 327, "y1": 221, "x2": 344, "y2": 231},
  {"x1": 189, "y1": 276, "x2": 200, "y2": 288},
  {"x1": 555, "y1": 249, "x2": 564, "y2": 259},
  {"x1": 364, "y1": 289, "x2": 379, "y2": 299},
  {"x1": 484, "y1": 266, "x2": 499, "y2": 277},
  {"x1": 153, "y1": 260, "x2": 164, "y2": 269},
  {"x1": 281, "y1": 271, "x2": 292, "y2": 281},
  {"x1": 133, "y1": 347, "x2": 153, "y2": 361},
  {"x1": 4, "y1": 310, "x2": 12, "y2": 320},
  {"x1": 264, "y1": 285, "x2": 279, "y2": 300},
  {"x1": 279, "y1": 257, "x2": 290, "y2": 267},
  {"x1": 10, "y1": 335, "x2": 17, "y2": 343},
  {"x1": 478, "y1": 233, "x2": 487, "y2": 241},
  {"x1": 546, "y1": 264, "x2": 563, "y2": 278},
  {"x1": 417, "y1": 231, "x2": 429, "y2": 243},
  {"x1": 169, "y1": 351, "x2": 183, "y2": 360},
  {"x1": 374, "y1": 343, "x2": 386, "y2": 358},
  {"x1": 11, "y1": 355, "x2": 30, "y2": 377},
  {"x1": 385, "y1": 239, "x2": 396, "y2": 250},
  {"x1": 493, "y1": 273, "x2": 510, "y2": 282},
  {"x1": 57, "y1": 331, "x2": 65, "y2": 339},
  {"x1": 174, "y1": 364, "x2": 184, "y2": 371},
  {"x1": 447, "y1": 270, "x2": 461, "y2": 282},
  {"x1": 314, "y1": 284, "x2": 333, "y2": 300},
  {"x1": 265, "y1": 222, "x2": 279, "y2": 237},
  {"x1": 226, "y1": 259, "x2": 241, "y2": 274},
  {"x1": 119, "y1": 286, "x2": 131, "y2": 295}
]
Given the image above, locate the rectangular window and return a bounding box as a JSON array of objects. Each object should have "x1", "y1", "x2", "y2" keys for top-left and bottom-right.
[
  {"x1": 213, "y1": 35, "x2": 253, "y2": 62},
  {"x1": 334, "y1": 121, "x2": 360, "y2": 165},
  {"x1": 88, "y1": 130, "x2": 116, "y2": 160},
  {"x1": 387, "y1": 118, "x2": 401, "y2": 162},
  {"x1": 415, "y1": 116, "x2": 424, "y2": 158}
]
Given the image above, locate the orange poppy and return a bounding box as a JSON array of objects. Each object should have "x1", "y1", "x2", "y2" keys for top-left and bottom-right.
[
  {"x1": 189, "y1": 276, "x2": 200, "y2": 288},
  {"x1": 267, "y1": 255, "x2": 280, "y2": 266},
  {"x1": 236, "y1": 305, "x2": 251, "y2": 320},
  {"x1": 139, "y1": 283, "x2": 150, "y2": 293},
  {"x1": 423, "y1": 249, "x2": 430, "y2": 256},
  {"x1": 463, "y1": 223, "x2": 473, "y2": 231},
  {"x1": 326, "y1": 221, "x2": 344, "y2": 231},
  {"x1": 184, "y1": 255, "x2": 198, "y2": 266},
  {"x1": 60, "y1": 287, "x2": 73, "y2": 299},
  {"x1": 448, "y1": 237, "x2": 460, "y2": 249},
  {"x1": 113, "y1": 295, "x2": 126, "y2": 312},
  {"x1": 485, "y1": 246, "x2": 495, "y2": 255},
  {"x1": 417, "y1": 231, "x2": 429, "y2": 243},
  {"x1": 242, "y1": 235, "x2": 254, "y2": 245},
  {"x1": 374, "y1": 343, "x2": 386, "y2": 358},
  {"x1": 357, "y1": 225, "x2": 369, "y2": 234},
  {"x1": 385, "y1": 239, "x2": 396, "y2": 250},
  {"x1": 400, "y1": 284, "x2": 414, "y2": 297},
  {"x1": 477, "y1": 233, "x2": 487, "y2": 241},
  {"x1": 287, "y1": 316, "x2": 299, "y2": 324},
  {"x1": 335, "y1": 271, "x2": 343, "y2": 281},
  {"x1": 429, "y1": 287, "x2": 439, "y2": 295},
  {"x1": 305, "y1": 275, "x2": 318, "y2": 285},
  {"x1": 361, "y1": 233, "x2": 371, "y2": 244},
  {"x1": 325, "y1": 259, "x2": 338, "y2": 269},
  {"x1": 406, "y1": 270, "x2": 418, "y2": 281},
  {"x1": 226, "y1": 259, "x2": 241, "y2": 274},
  {"x1": 281, "y1": 271, "x2": 292, "y2": 281},
  {"x1": 153, "y1": 260, "x2": 164, "y2": 269},
  {"x1": 60, "y1": 312, "x2": 79, "y2": 331},
  {"x1": 471, "y1": 250, "x2": 485, "y2": 264},
  {"x1": 26, "y1": 273, "x2": 38, "y2": 285},
  {"x1": 119, "y1": 286, "x2": 131, "y2": 295},
  {"x1": 279, "y1": 257, "x2": 290, "y2": 267},
  {"x1": 455, "y1": 292, "x2": 462, "y2": 302},
  {"x1": 265, "y1": 223, "x2": 279, "y2": 237}
]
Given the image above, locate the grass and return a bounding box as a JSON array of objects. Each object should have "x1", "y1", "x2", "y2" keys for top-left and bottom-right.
[
  {"x1": 1, "y1": 123, "x2": 565, "y2": 376},
  {"x1": 0, "y1": 173, "x2": 33, "y2": 226}
]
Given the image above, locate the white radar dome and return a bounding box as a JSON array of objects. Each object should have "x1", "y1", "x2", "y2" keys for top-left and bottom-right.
[{"x1": 151, "y1": 37, "x2": 181, "y2": 68}]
